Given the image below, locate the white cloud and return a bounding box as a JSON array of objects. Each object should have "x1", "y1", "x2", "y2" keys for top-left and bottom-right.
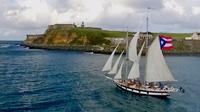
[
  {"x1": 192, "y1": 7, "x2": 200, "y2": 15},
  {"x1": 106, "y1": 1, "x2": 133, "y2": 16},
  {"x1": 1, "y1": 0, "x2": 200, "y2": 40},
  {"x1": 163, "y1": 0, "x2": 185, "y2": 15}
]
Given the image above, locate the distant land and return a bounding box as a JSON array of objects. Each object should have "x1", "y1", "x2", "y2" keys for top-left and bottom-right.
[{"x1": 22, "y1": 23, "x2": 200, "y2": 55}]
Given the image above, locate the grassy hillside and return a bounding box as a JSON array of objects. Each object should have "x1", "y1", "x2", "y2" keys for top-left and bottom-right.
[
  {"x1": 25, "y1": 27, "x2": 133, "y2": 45},
  {"x1": 25, "y1": 26, "x2": 192, "y2": 46}
]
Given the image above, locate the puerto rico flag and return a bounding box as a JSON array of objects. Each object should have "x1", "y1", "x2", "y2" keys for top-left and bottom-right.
[{"x1": 159, "y1": 35, "x2": 174, "y2": 50}]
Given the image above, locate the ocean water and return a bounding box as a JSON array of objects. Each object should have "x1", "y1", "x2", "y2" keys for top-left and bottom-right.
[{"x1": 0, "y1": 41, "x2": 199, "y2": 112}]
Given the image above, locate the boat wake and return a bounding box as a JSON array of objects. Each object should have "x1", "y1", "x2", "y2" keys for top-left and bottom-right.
[
  {"x1": 103, "y1": 72, "x2": 114, "y2": 80},
  {"x1": 0, "y1": 44, "x2": 11, "y2": 48},
  {"x1": 104, "y1": 75, "x2": 113, "y2": 80},
  {"x1": 84, "y1": 52, "x2": 94, "y2": 54}
]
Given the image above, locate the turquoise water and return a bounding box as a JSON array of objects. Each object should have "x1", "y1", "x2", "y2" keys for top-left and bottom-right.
[{"x1": 0, "y1": 41, "x2": 199, "y2": 112}]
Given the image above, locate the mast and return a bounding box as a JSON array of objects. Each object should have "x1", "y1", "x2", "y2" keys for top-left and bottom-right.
[
  {"x1": 146, "y1": 7, "x2": 151, "y2": 48},
  {"x1": 127, "y1": 31, "x2": 141, "y2": 80},
  {"x1": 146, "y1": 15, "x2": 148, "y2": 36},
  {"x1": 125, "y1": 28, "x2": 129, "y2": 83}
]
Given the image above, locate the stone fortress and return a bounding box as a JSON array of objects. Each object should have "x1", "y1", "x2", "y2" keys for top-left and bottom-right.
[{"x1": 26, "y1": 22, "x2": 102, "y2": 40}]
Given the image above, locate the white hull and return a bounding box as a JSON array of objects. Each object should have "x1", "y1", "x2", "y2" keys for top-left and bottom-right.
[{"x1": 114, "y1": 80, "x2": 177, "y2": 97}]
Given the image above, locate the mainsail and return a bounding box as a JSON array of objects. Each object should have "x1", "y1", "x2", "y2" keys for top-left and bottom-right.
[
  {"x1": 128, "y1": 63, "x2": 140, "y2": 79},
  {"x1": 114, "y1": 60, "x2": 125, "y2": 79},
  {"x1": 108, "y1": 51, "x2": 124, "y2": 74},
  {"x1": 128, "y1": 42, "x2": 145, "y2": 79},
  {"x1": 128, "y1": 32, "x2": 140, "y2": 62},
  {"x1": 145, "y1": 37, "x2": 176, "y2": 82}
]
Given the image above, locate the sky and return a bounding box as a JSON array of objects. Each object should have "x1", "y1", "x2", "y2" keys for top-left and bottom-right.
[{"x1": 1, "y1": 0, "x2": 200, "y2": 40}]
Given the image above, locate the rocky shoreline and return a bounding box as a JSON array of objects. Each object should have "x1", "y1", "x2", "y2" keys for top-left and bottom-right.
[{"x1": 21, "y1": 42, "x2": 200, "y2": 56}]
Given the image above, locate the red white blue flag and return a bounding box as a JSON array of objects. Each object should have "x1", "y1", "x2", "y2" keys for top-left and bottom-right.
[{"x1": 159, "y1": 35, "x2": 174, "y2": 50}]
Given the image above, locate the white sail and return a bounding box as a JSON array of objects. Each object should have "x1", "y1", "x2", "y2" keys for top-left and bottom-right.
[
  {"x1": 128, "y1": 63, "x2": 140, "y2": 79},
  {"x1": 108, "y1": 51, "x2": 124, "y2": 74},
  {"x1": 128, "y1": 32, "x2": 140, "y2": 62},
  {"x1": 102, "y1": 44, "x2": 119, "y2": 71},
  {"x1": 128, "y1": 42, "x2": 145, "y2": 79},
  {"x1": 137, "y1": 42, "x2": 145, "y2": 62},
  {"x1": 145, "y1": 37, "x2": 176, "y2": 82},
  {"x1": 114, "y1": 60, "x2": 125, "y2": 79}
]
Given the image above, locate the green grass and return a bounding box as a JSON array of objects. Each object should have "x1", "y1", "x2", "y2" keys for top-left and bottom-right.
[
  {"x1": 152, "y1": 33, "x2": 192, "y2": 39},
  {"x1": 101, "y1": 30, "x2": 133, "y2": 37},
  {"x1": 45, "y1": 27, "x2": 70, "y2": 38},
  {"x1": 70, "y1": 27, "x2": 131, "y2": 38}
]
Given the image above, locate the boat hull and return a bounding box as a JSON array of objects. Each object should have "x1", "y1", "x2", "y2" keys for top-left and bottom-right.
[{"x1": 114, "y1": 81, "x2": 170, "y2": 97}]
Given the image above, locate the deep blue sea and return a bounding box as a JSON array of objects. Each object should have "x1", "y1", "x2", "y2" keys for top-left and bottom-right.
[{"x1": 0, "y1": 41, "x2": 199, "y2": 112}]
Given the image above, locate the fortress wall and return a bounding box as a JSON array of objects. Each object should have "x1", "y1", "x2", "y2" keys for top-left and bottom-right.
[{"x1": 47, "y1": 24, "x2": 76, "y2": 30}]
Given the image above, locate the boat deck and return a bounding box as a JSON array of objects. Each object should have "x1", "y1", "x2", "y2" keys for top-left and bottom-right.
[{"x1": 115, "y1": 80, "x2": 177, "y2": 93}]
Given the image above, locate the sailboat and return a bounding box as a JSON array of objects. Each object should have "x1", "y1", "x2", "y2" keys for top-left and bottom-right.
[{"x1": 102, "y1": 32, "x2": 179, "y2": 97}]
